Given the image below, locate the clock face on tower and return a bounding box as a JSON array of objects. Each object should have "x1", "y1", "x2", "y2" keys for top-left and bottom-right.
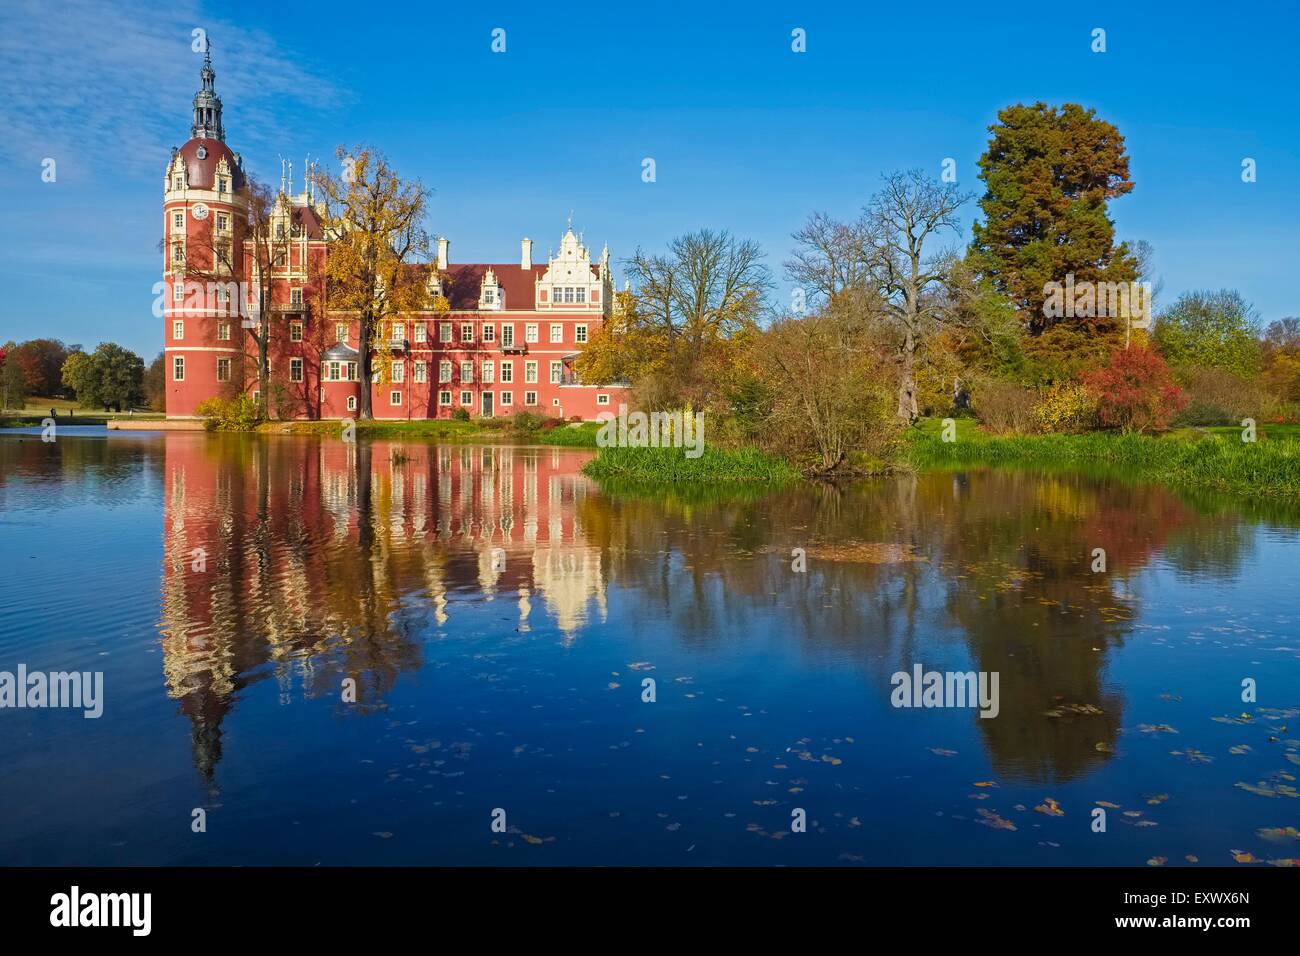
[{"x1": 191, "y1": 202, "x2": 210, "y2": 221}]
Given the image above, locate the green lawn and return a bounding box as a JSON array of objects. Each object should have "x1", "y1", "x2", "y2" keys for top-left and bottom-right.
[{"x1": 0, "y1": 397, "x2": 165, "y2": 426}]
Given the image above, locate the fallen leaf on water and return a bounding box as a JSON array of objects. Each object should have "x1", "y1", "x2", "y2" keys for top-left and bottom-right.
[
  {"x1": 1147, "y1": 856, "x2": 1167, "y2": 866},
  {"x1": 1230, "y1": 850, "x2": 1258, "y2": 864},
  {"x1": 522, "y1": 834, "x2": 544, "y2": 845},
  {"x1": 607, "y1": 682, "x2": 620, "y2": 690},
  {"x1": 1034, "y1": 797, "x2": 1065, "y2": 817},
  {"x1": 1257, "y1": 826, "x2": 1300, "y2": 842},
  {"x1": 929, "y1": 748, "x2": 957, "y2": 757},
  {"x1": 976, "y1": 808, "x2": 1016, "y2": 831},
  {"x1": 1096, "y1": 801, "x2": 1122, "y2": 809},
  {"x1": 1145, "y1": 793, "x2": 1169, "y2": 806},
  {"x1": 372, "y1": 832, "x2": 393, "y2": 839},
  {"x1": 1138, "y1": 724, "x2": 1178, "y2": 734},
  {"x1": 1229, "y1": 744, "x2": 1252, "y2": 755},
  {"x1": 1267, "y1": 858, "x2": 1300, "y2": 867},
  {"x1": 973, "y1": 781, "x2": 998, "y2": 788}
]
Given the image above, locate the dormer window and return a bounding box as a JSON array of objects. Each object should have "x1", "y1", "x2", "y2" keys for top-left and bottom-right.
[{"x1": 479, "y1": 267, "x2": 504, "y2": 310}]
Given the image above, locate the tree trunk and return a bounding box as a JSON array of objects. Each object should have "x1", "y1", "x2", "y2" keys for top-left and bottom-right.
[
  {"x1": 358, "y1": 318, "x2": 374, "y2": 420},
  {"x1": 897, "y1": 331, "x2": 919, "y2": 423}
]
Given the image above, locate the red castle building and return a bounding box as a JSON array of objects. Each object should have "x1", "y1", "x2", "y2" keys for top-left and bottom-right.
[{"x1": 163, "y1": 48, "x2": 628, "y2": 420}]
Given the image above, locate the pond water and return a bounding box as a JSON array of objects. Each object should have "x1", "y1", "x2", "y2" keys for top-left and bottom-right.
[{"x1": 1, "y1": 428, "x2": 1297, "y2": 865}]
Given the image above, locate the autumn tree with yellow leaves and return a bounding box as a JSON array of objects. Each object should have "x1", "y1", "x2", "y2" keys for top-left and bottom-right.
[{"x1": 314, "y1": 147, "x2": 432, "y2": 420}]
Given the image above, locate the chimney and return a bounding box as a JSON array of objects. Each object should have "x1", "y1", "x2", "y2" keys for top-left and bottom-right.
[
  {"x1": 436, "y1": 237, "x2": 449, "y2": 271},
  {"x1": 521, "y1": 237, "x2": 533, "y2": 270}
]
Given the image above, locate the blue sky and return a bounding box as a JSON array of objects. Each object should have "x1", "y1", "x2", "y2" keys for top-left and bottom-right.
[{"x1": 0, "y1": 0, "x2": 1296, "y2": 357}]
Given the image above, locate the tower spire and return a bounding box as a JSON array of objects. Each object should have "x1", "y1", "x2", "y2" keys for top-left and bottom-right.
[{"x1": 190, "y1": 38, "x2": 225, "y2": 141}]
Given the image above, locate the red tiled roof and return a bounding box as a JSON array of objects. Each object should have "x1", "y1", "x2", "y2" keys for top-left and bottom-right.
[{"x1": 434, "y1": 263, "x2": 600, "y2": 311}]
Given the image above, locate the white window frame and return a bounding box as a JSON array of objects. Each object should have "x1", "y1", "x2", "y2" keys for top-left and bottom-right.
[
  {"x1": 289, "y1": 321, "x2": 303, "y2": 342},
  {"x1": 414, "y1": 324, "x2": 427, "y2": 343},
  {"x1": 500, "y1": 390, "x2": 513, "y2": 407},
  {"x1": 482, "y1": 360, "x2": 495, "y2": 384},
  {"x1": 392, "y1": 360, "x2": 405, "y2": 384},
  {"x1": 550, "y1": 361, "x2": 563, "y2": 384},
  {"x1": 597, "y1": 394, "x2": 610, "y2": 405},
  {"x1": 460, "y1": 360, "x2": 474, "y2": 384},
  {"x1": 289, "y1": 357, "x2": 303, "y2": 382},
  {"x1": 439, "y1": 360, "x2": 452, "y2": 384},
  {"x1": 460, "y1": 390, "x2": 473, "y2": 406},
  {"x1": 460, "y1": 323, "x2": 474, "y2": 342},
  {"x1": 347, "y1": 395, "x2": 357, "y2": 411},
  {"x1": 439, "y1": 322, "x2": 452, "y2": 343},
  {"x1": 524, "y1": 390, "x2": 537, "y2": 406},
  {"x1": 439, "y1": 391, "x2": 452, "y2": 406},
  {"x1": 550, "y1": 323, "x2": 563, "y2": 343},
  {"x1": 414, "y1": 360, "x2": 427, "y2": 384},
  {"x1": 173, "y1": 356, "x2": 185, "y2": 381},
  {"x1": 390, "y1": 390, "x2": 403, "y2": 406},
  {"x1": 525, "y1": 361, "x2": 538, "y2": 384},
  {"x1": 576, "y1": 324, "x2": 588, "y2": 343},
  {"x1": 216, "y1": 357, "x2": 230, "y2": 382},
  {"x1": 173, "y1": 320, "x2": 184, "y2": 340},
  {"x1": 525, "y1": 323, "x2": 538, "y2": 343}
]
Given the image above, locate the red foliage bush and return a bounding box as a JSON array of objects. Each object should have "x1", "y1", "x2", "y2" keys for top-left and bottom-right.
[{"x1": 1082, "y1": 345, "x2": 1187, "y2": 433}]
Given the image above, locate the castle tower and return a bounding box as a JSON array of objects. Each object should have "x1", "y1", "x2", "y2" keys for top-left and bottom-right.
[{"x1": 163, "y1": 42, "x2": 248, "y2": 416}]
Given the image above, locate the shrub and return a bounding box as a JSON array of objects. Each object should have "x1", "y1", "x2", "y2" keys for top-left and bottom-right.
[
  {"x1": 1082, "y1": 346, "x2": 1187, "y2": 433},
  {"x1": 451, "y1": 407, "x2": 470, "y2": 421},
  {"x1": 195, "y1": 394, "x2": 263, "y2": 431},
  {"x1": 510, "y1": 411, "x2": 544, "y2": 432},
  {"x1": 1176, "y1": 367, "x2": 1280, "y2": 426},
  {"x1": 1032, "y1": 383, "x2": 1098, "y2": 433},
  {"x1": 972, "y1": 381, "x2": 1037, "y2": 434}
]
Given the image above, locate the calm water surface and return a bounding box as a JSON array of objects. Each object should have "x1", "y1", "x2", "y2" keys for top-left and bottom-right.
[{"x1": 1, "y1": 428, "x2": 1298, "y2": 865}]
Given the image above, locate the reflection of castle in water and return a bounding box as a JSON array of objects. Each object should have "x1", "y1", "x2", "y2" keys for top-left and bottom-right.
[{"x1": 159, "y1": 438, "x2": 606, "y2": 786}]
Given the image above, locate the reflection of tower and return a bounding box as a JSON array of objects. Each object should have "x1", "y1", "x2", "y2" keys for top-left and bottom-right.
[
  {"x1": 157, "y1": 436, "x2": 606, "y2": 783},
  {"x1": 532, "y1": 546, "x2": 606, "y2": 639}
]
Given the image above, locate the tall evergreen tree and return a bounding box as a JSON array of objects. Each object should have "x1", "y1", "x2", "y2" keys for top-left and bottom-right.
[{"x1": 970, "y1": 103, "x2": 1138, "y2": 335}]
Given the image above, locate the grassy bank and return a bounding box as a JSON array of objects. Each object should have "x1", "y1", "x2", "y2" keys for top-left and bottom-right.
[
  {"x1": 908, "y1": 417, "x2": 1300, "y2": 499},
  {"x1": 261, "y1": 418, "x2": 503, "y2": 440},
  {"x1": 583, "y1": 445, "x2": 799, "y2": 482},
  {"x1": 533, "y1": 422, "x2": 602, "y2": 447}
]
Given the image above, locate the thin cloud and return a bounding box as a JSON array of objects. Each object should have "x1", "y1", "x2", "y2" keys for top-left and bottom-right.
[{"x1": 0, "y1": 0, "x2": 345, "y2": 182}]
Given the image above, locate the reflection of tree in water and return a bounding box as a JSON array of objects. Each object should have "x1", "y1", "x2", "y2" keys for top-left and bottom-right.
[
  {"x1": 0, "y1": 432, "x2": 153, "y2": 509},
  {"x1": 584, "y1": 468, "x2": 1261, "y2": 786}
]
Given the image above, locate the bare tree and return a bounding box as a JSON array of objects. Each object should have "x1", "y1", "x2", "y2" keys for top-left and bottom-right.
[
  {"x1": 784, "y1": 211, "x2": 873, "y2": 306},
  {"x1": 865, "y1": 170, "x2": 970, "y2": 422},
  {"x1": 624, "y1": 229, "x2": 770, "y2": 407},
  {"x1": 786, "y1": 171, "x2": 970, "y2": 423}
]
